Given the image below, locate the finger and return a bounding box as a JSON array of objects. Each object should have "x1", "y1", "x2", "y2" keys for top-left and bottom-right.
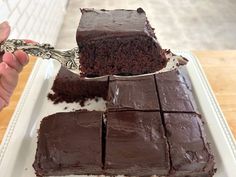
[
  {"x1": 0, "y1": 21, "x2": 11, "y2": 43},
  {"x1": 0, "y1": 62, "x2": 17, "y2": 106},
  {"x1": 13, "y1": 50, "x2": 29, "y2": 66},
  {"x1": 2, "y1": 52, "x2": 23, "y2": 72},
  {"x1": 0, "y1": 97, "x2": 8, "y2": 111},
  {"x1": 0, "y1": 62, "x2": 18, "y2": 91},
  {"x1": 0, "y1": 83, "x2": 11, "y2": 107}
]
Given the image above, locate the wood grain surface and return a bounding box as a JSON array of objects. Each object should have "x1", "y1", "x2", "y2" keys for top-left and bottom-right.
[{"x1": 0, "y1": 51, "x2": 236, "y2": 143}]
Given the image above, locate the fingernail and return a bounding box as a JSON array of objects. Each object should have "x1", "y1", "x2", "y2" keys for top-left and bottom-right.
[
  {"x1": 0, "y1": 21, "x2": 9, "y2": 28},
  {"x1": 0, "y1": 21, "x2": 10, "y2": 36},
  {"x1": 2, "y1": 21, "x2": 9, "y2": 26}
]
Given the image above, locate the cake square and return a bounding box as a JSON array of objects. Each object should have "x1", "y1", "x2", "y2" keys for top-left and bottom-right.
[
  {"x1": 76, "y1": 8, "x2": 167, "y2": 77},
  {"x1": 164, "y1": 113, "x2": 215, "y2": 176},
  {"x1": 155, "y1": 69, "x2": 186, "y2": 83},
  {"x1": 33, "y1": 111, "x2": 103, "y2": 176},
  {"x1": 105, "y1": 111, "x2": 170, "y2": 176},
  {"x1": 155, "y1": 70, "x2": 199, "y2": 113},
  {"x1": 48, "y1": 66, "x2": 108, "y2": 105},
  {"x1": 107, "y1": 75, "x2": 160, "y2": 111}
]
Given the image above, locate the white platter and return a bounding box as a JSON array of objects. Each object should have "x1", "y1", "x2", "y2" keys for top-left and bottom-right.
[{"x1": 0, "y1": 51, "x2": 235, "y2": 177}]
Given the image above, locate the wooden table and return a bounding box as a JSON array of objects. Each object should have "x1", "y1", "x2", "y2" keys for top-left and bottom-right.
[{"x1": 0, "y1": 51, "x2": 236, "y2": 143}]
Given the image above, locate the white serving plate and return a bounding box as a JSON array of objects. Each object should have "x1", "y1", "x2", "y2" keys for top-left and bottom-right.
[{"x1": 0, "y1": 52, "x2": 235, "y2": 177}]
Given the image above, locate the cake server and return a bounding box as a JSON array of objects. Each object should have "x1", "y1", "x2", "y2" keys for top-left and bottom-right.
[
  {"x1": 0, "y1": 39, "x2": 188, "y2": 78},
  {"x1": 0, "y1": 39, "x2": 79, "y2": 70}
]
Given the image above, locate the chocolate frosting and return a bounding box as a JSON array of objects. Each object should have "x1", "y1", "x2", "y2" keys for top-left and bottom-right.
[
  {"x1": 107, "y1": 75, "x2": 160, "y2": 111},
  {"x1": 76, "y1": 8, "x2": 155, "y2": 42},
  {"x1": 33, "y1": 111, "x2": 103, "y2": 176},
  {"x1": 155, "y1": 70, "x2": 199, "y2": 113},
  {"x1": 156, "y1": 69, "x2": 186, "y2": 83},
  {"x1": 105, "y1": 111, "x2": 170, "y2": 176},
  {"x1": 164, "y1": 113, "x2": 215, "y2": 176}
]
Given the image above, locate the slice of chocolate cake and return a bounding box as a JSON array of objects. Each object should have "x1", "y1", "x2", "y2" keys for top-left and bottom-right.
[
  {"x1": 107, "y1": 75, "x2": 160, "y2": 111},
  {"x1": 76, "y1": 8, "x2": 168, "y2": 77},
  {"x1": 33, "y1": 111, "x2": 103, "y2": 176},
  {"x1": 155, "y1": 70, "x2": 199, "y2": 113},
  {"x1": 105, "y1": 111, "x2": 170, "y2": 176},
  {"x1": 48, "y1": 66, "x2": 108, "y2": 105},
  {"x1": 164, "y1": 113, "x2": 215, "y2": 177}
]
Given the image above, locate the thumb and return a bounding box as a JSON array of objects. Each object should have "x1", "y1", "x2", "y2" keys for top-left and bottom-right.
[{"x1": 0, "y1": 21, "x2": 11, "y2": 43}]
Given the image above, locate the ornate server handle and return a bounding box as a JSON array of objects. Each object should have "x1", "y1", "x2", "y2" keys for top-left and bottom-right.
[{"x1": 0, "y1": 39, "x2": 79, "y2": 70}]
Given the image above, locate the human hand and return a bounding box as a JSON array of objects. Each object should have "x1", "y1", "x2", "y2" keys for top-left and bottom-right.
[{"x1": 0, "y1": 21, "x2": 29, "y2": 111}]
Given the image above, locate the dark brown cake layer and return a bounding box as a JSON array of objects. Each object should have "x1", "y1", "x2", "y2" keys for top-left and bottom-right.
[
  {"x1": 155, "y1": 69, "x2": 199, "y2": 113},
  {"x1": 48, "y1": 66, "x2": 108, "y2": 105},
  {"x1": 105, "y1": 111, "x2": 170, "y2": 176},
  {"x1": 33, "y1": 111, "x2": 103, "y2": 176},
  {"x1": 76, "y1": 8, "x2": 168, "y2": 77},
  {"x1": 164, "y1": 113, "x2": 215, "y2": 177},
  {"x1": 107, "y1": 75, "x2": 160, "y2": 111}
]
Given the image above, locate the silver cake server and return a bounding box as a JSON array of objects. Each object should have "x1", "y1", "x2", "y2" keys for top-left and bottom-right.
[
  {"x1": 0, "y1": 39, "x2": 80, "y2": 71},
  {"x1": 0, "y1": 39, "x2": 188, "y2": 78}
]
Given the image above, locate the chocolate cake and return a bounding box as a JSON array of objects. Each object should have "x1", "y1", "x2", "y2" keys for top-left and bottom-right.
[
  {"x1": 48, "y1": 66, "x2": 108, "y2": 105},
  {"x1": 155, "y1": 69, "x2": 199, "y2": 113},
  {"x1": 107, "y1": 75, "x2": 160, "y2": 111},
  {"x1": 105, "y1": 111, "x2": 170, "y2": 176},
  {"x1": 35, "y1": 7, "x2": 216, "y2": 176},
  {"x1": 76, "y1": 8, "x2": 168, "y2": 77},
  {"x1": 40, "y1": 68, "x2": 216, "y2": 176},
  {"x1": 164, "y1": 113, "x2": 215, "y2": 176},
  {"x1": 33, "y1": 111, "x2": 103, "y2": 176}
]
